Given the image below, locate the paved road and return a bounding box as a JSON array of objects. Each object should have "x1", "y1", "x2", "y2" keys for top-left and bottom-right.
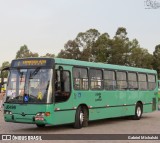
[{"x1": 0, "y1": 110, "x2": 160, "y2": 143}]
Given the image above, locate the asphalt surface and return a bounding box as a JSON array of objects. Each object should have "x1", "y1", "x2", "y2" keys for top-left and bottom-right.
[{"x1": 0, "y1": 110, "x2": 160, "y2": 143}]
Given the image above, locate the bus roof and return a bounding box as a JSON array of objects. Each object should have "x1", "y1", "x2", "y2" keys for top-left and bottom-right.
[
  {"x1": 54, "y1": 58, "x2": 157, "y2": 74},
  {"x1": 10, "y1": 57, "x2": 157, "y2": 74}
]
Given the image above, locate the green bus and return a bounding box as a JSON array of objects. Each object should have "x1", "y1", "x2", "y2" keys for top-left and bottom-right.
[{"x1": 0, "y1": 58, "x2": 158, "y2": 128}]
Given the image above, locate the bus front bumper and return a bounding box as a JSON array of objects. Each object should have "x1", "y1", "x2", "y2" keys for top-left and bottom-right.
[{"x1": 4, "y1": 112, "x2": 52, "y2": 125}]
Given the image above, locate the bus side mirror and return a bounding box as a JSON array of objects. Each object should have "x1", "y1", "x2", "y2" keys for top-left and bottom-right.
[{"x1": 0, "y1": 66, "x2": 9, "y2": 93}]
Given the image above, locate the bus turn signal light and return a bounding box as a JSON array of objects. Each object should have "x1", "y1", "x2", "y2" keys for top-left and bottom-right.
[{"x1": 45, "y1": 112, "x2": 50, "y2": 116}]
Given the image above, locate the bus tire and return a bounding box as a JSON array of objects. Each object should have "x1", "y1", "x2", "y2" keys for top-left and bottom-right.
[
  {"x1": 132, "y1": 103, "x2": 142, "y2": 120},
  {"x1": 36, "y1": 124, "x2": 45, "y2": 128},
  {"x1": 74, "y1": 106, "x2": 87, "y2": 129},
  {"x1": 82, "y1": 107, "x2": 88, "y2": 127}
]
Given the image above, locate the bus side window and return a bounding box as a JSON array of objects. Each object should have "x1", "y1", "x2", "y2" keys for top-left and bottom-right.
[
  {"x1": 104, "y1": 70, "x2": 116, "y2": 90},
  {"x1": 148, "y1": 74, "x2": 156, "y2": 90},
  {"x1": 128, "y1": 72, "x2": 138, "y2": 90},
  {"x1": 73, "y1": 67, "x2": 88, "y2": 90},
  {"x1": 90, "y1": 69, "x2": 103, "y2": 90},
  {"x1": 138, "y1": 73, "x2": 147, "y2": 90},
  {"x1": 116, "y1": 71, "x2": 127, "y2": 90}
]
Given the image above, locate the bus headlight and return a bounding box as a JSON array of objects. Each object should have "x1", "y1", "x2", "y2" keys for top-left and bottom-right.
[
  {"x1": 36, "y1": 112, "x2": 45, "y2": 117},
  {"x1": 35, "y1": 112, "x2": 45, "y2": 121},
  {"x1": 4, "y1": 110, "x2": 12, "y2": 115},
  {"x1": 35, "y1": 112, "x2": 50, "y2": 121}
]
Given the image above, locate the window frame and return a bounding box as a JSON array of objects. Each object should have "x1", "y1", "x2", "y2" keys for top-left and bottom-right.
[
  {"x1": 73, "y1": 67, "x2": 89, "y2": 90},
  {"x1": 116, "y1": 70, "x2": 128, "y2": 90},
  {"x1": 147, "y1": 74, "x2": 156, "y2": 90},
  {"x1": 89, "y1": 68, "x2": 103, "y2": 90},
  {"x1": 128, "y1": 72, "x2": 138, "y2": 90},
  {"x1": 103, "y1": 69, "x2": 116, "y2": 90},
  {"x1": 55, "y1": 69, "x2": 71, "y2": 103},
  {"x1": 138, "y1": 73, "x2": 148, "y2": 91}
]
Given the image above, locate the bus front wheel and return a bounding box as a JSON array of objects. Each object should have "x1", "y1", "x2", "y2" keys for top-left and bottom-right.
[
  {"x1": 74, "y1": 106, "x2": 88, "y2": 129},
  {"x1": 132, "y1": 103, "x2": 142, "y2": 120}
]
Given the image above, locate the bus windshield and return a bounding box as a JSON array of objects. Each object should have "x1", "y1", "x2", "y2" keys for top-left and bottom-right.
[{"x1": 5, "y1": 68, "x2": 53, "y2": 104}]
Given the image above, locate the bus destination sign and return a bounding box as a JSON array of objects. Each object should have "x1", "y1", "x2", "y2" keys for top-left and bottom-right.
[
  {"x1": 22, "y1": 60, "x2": 46, "y2": 66},
  {"x1": 11, "y1": 59, "x2": 54, "y2": 68}
]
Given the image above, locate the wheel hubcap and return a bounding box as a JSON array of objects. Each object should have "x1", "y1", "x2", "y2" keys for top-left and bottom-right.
[
  {"x1": 137, "y1": 107, "x2": 141, "y2": 117},
  {"x1": 80, "y1": 111, "x2": 84, "y2": 125}
]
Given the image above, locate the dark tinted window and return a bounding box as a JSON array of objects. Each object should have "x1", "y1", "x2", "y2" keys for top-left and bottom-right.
[{"x1": 55, "y1": 70, "x2": 71, "y2": 102}]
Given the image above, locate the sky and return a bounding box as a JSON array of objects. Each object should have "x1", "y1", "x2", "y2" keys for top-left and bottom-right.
[{"x1": 0, "y1": 0, "x2": 160, "y2": 65}]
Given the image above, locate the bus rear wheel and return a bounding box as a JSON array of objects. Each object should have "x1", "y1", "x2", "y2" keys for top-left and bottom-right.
[
  {"x1": 74, "y1": 106, "x2": 88, "y2": 129},
  {"x1": 36, "y1": 124, "x2": 45, "y2": 128},
  {"x1": 132, "y1": 103, "x2": 142, "y2": 120}
]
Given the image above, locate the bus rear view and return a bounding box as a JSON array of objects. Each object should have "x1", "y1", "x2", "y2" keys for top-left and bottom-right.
[{"x1": 3, "y1": 58, "x2": 54, "y2": 127}]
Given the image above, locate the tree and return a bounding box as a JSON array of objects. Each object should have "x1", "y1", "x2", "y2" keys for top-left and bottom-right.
[
  {"x1": 153, "y1": 44, "x2": 160, "y2": 77},
  {"x1": 128, "y1": 39, "x2": 141, "y2": 66},
  {"x1": 57, "y1": 40, "x2": 81, "y2": 59},
  {"x1": 58, "y1": 29, "x2": 100, "y2": 61},
  {"x1": 16, "y1": 45, "x2": 39, "y2": 59},
  {"x1": 57, "y1": 27, "x2": 154, "y2": 69},
  {"x1": 75, "y1": 29, "x2": 100, "y2": 61},
  {"x1": 115, "y1": 27, "x2": 128, "y2": 39},
  {"x1": 91, "y1": 33, "x2": 111, "y2": 62},
  {"x1": 0, "y1": 61, "x2": 10, "y2": 78},
  {"x1": 129, "y1": 47, "x2": 153, "y2": 68},
  {"x1": 41, "y1": 53, "x2": 55, "y2": 58},
  {"x1": 109, "y1": 27, "x2": 130, "y2": 65}
]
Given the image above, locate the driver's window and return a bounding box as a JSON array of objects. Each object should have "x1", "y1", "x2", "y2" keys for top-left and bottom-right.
[
  {"x1": 55, "y1": 70, "x2": 71, "y2": 102},
  {"x1": 62, "y1": 71, "x2": 70, "y2": 92}
]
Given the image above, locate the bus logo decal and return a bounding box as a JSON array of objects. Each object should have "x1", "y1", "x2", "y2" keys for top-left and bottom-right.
[
  {"x1": 6, "y1": 105, "x2": 16, "y2": 110},
  {"x1": 78, "y1": 93, "x2": 81, "y2": 98},
  {"x1": 95, "y1": 93, "x2": 102, "y2": 101}
]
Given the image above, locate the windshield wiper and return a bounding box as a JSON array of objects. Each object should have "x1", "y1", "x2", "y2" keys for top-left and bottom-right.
[{"x1": 30, "y1": 67, "x2": 41, "y2": 78}]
